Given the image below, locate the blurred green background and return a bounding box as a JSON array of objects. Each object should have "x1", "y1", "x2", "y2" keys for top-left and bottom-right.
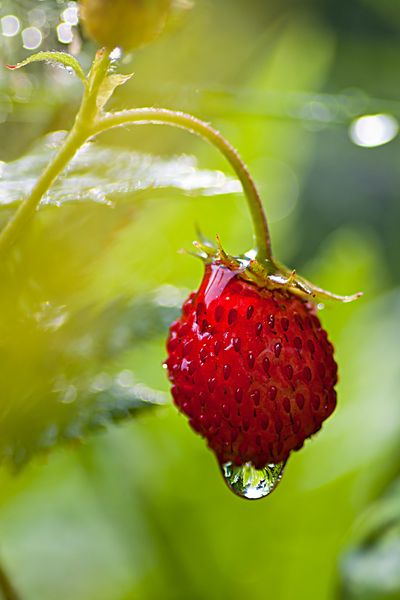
[{"x1": 1, "y1": 1, "x2": 400, "y2": 599}]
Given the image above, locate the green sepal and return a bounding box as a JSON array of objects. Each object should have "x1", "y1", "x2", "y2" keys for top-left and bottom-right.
[
  {"x1": 96, "y1": 73, "x2": 133, "y2": 110},
  {"x1": 191, "y1": 237, "x2": 362, "y2": 305}
]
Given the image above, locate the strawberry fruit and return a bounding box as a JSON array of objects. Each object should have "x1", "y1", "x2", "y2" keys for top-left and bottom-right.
[{"x1": 165, "y1": 261, "x2": 338, "y2": 470}]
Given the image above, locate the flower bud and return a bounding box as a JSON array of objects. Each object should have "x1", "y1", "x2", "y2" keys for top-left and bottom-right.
[{"x1": 79, "y1": 0, "x2": 173, "y2": 51}]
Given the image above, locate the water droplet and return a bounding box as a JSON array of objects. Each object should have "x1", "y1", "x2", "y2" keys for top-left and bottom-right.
[
  {"x1": 203, "y1": 265, "x2": 237, "y2": 308},
  {"x1": 221, "y1": 461, "x2": 285, "y2": 499},
  {"x1": 109, "y1": 47, "x2": 123, "y2": 62}
]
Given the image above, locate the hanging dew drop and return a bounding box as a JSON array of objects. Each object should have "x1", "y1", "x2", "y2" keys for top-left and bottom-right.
[{"x1": 221, "y1": 461, "x2": 285, "y2": 499}]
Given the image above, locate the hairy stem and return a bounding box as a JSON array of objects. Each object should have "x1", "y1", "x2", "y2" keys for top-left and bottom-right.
[
  {"x1": 0, "y1": 128, "x2": 86, "y2": 255},
  {"x1": 0, "y1": 49, "x2": 111, "y2": 257},
  {"x1": 93, "y1": 108, "x2": 273, "y2": 262},
  {"x1": 0, "y1": 562, "x2": 21, "y2": 600}
]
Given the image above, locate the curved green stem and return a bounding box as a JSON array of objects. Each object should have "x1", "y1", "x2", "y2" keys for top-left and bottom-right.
[{"x1": 93, "y1": 109, "x2": 273, "y2": 262}]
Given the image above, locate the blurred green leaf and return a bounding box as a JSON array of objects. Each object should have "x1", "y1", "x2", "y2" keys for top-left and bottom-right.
[
  {"x1": 0, "y1": 132, "x2": 240, "y2": 209},
  {"x1": 339, "y1": 478, "x2": 400, "y2": 600},
  {"x1": 0, "y1": 290, "x2": 181, "y2": 468}
]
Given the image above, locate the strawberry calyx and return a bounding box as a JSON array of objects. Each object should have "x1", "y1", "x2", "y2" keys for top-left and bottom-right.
[{"x1": 192, "y1": 236, "x2": 362, "y2": 305}]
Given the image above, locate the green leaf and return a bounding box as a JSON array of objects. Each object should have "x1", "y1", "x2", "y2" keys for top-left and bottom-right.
[
  {"x1": 0, "y1": 289, "x2": 181, "y2": 468},
  {"x1": 28, "y1": 374, "x2": 167, "y2": 461},
  {"x1": 96, "y1": 73, "x2": 133, "y2": 110},
  {"x1": 57, "y1": 290, "x2": 183, "y2": 363},
  {"x1": 7, "y1": 51, "x2": 87, "y2": 86},
  {"x1": 0, "y1": 132, "x2": 241, "y2": 209}
]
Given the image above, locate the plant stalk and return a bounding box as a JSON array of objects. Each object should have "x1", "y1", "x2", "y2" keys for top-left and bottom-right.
[
  {"x1": 93, "y1": 108, "x2": 273, "y2": 262},
  {"x1": 0, "y1": 49, "x2": 111, "y2": 257},
  {"x1": 0, "y1": 128, "x2": 87, "y2": 255}
]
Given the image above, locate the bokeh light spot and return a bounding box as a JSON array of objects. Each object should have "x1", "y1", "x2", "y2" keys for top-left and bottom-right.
[
  {"x1": 62, "y1": 4, "x2": 79, "y2": 26},
  {"x1": 22, "y1": 26, "x2": 43, "y2": 50},
  {"x1": 57, "y1": 22, "x2": 73, "y2": 44},
  {"x1": 29, "y1": 8, "x2": 47, "y2": 28},
  {"x1": 349, "y1": 114, "x2": 398, "y2": 148},
  {"x1": 1, "y1": 15, "x2": 20, "y2": 37}
]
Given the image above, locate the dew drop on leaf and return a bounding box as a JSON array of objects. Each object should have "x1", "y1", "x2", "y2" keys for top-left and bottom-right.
[{"x1": 221, "y1": 461, "x2": 285, "y2": 499}]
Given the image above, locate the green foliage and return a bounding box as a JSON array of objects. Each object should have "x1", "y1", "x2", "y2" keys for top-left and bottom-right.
[
  {"x1": 0, "y1": 133, "x2": 239, "y2": 209},
  {"x1": 0, "y1": 283, "x2": 178, "y2": 468}
]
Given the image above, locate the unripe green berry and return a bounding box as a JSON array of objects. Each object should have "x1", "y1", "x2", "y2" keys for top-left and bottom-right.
[{"x1": 79, "y1": 0, "x2": 173, "y2": 51}]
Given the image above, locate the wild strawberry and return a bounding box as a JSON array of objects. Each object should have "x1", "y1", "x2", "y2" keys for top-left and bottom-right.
[{"x1": 165, "y1": 261, "x2": 338, "y2": 470}]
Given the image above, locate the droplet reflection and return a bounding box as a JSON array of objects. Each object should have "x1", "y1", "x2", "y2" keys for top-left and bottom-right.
[{"x1": 221, "y1": 461, "x2": 285, "y2": 500}]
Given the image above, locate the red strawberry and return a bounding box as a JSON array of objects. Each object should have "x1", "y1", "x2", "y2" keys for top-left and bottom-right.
[{"x1": 165, "y1": 262, "x2": 338, "y2": 469}]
